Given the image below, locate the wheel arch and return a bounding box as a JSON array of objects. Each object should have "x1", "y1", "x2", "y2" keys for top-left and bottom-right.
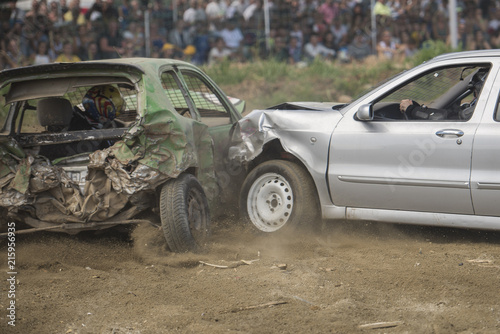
[{"x1": 247, "y1": 139, "x2": 322, "y2": 204}]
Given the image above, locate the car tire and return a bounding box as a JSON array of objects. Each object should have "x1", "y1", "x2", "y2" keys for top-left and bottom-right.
[
  {"x1": 240, "y1": 160, "x2": 319, "y2": 233},
  {"x1": 159, "y1": 174, "x2": 210, "y2": 252}
]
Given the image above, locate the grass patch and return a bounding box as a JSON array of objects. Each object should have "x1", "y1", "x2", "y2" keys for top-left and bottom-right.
[{"x1": 208, "y1": 47, "x2": 457, "y2": 112}]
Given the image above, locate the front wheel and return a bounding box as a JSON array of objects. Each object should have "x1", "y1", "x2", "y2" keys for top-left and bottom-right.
[
  {"x1": 240, "y1": 160, "x2": 320, "y2": 233},
  {"x1": 159, "y1": 174, "x2": 210, "y2": 252}
]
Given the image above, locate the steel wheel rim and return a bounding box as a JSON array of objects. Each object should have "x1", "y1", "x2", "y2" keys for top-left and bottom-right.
[{"x1": 247, "y1": 172, "x2": 294, "y2": 232}]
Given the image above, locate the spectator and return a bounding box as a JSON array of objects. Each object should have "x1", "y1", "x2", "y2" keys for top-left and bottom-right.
[
  {"x1": 317, "y1": 0, "x2": 339, "y2": 26},
  {"x1": 86, "y1": 0, "x2": 104, "y2": 21},
  {"x1": 290, "y1": 21, "x2": 304, "y2": 48},
  {"x1": 206, "y1": 0, "x2": 223, "y2": 22},
  {"x1": 242, "y1": 0, "x2": 259, "y2": 22},
  {"x1": 74, "y1": 24, "x2": 91, "y2": 59},
  {"x1": 192, "y1": 22, "x2": 211, "y2": 64},
  {"x1": 194, "y1": 0, "x2": 208, "y2": 23},
  {"x1": 48, "y1": 1, "x2": 62, "y2": 24},
  {"x1": 472, "y1": 7, "x2": 488, "y2": 34},
  {"x1": 226, "y1": 0, "x2": 244, "y2": 20},
  {"x1": 64, "y1": 0, "x2": 86, "y2": 26},
  {"x1": 399, "y1": 31, "x2": 418, "y2": 59},
  {"x1": 377, "y1": 29, "x2": 402, "y2": 60},
  {"x1": 272, "y1": 36, "x2": 289, "y2": 62},
  {"x1": 161, "y1": 43, "x2": 175, "y2": 59},
  {"x1": 288, "y1": 36, "x2": 302, "y2": 64},
  {"x1": 219, "y1": 19, "x2": 243, "y2": 52},
  {"x1": 52, "y1": 29, "x2": 64, "y2": 55},
  {"x1": 183, "y1": 0, "x2": 198, "y2": 24},
  {"x1": 448, "y1": 21, "x2": 472, "y2": 50},
  {"x1": 129, "y1": 0, "x2": 143, "y2": 23},
  {"x1": 118, "y1": 0, "x2": 130, "y2": 29},
  {"x1": 32, "y1": 40, "x2": 53, "y2": 64},
  {"x1": 99, "y1": 20, "x2": 124, "y2": 59},
  {"x1": 470, "y1": 30, "x2": 492, "y2": 50},
  {"x1": 0, "y1": 38, "x2": 25, "y2": 69},
  {"x1": 208, "y1": 36, "x2": 232, "y2": 65},
  {"x1": 168, "y1": 20, "x2": 193, "y2": 58},
  {"x1": 101, "y1": 0, "x2": 120, "y2": 24},
  {"x1": 304, "y1": 33, "x2": 336, "y2": 62},
  {"x1": 8, "y1": 0, "x2": 25, "y2": 28},
  {"x1": 330, "y1": 16, "x2": 348, "y2": 51},
  {"x1": 373, "y1": 0, "x2": 392, "y2": 18},
  {"x1": 347, "y1": 30, "x2": 371, "y2": 62},
  {"x1": 149, "y1": 22, "x2": 167, "y2": 54},
  {"x1": 55, "y1": 41, "x2": 81, "y2": 62},
  {"x1": 323, "y1": 31, "x2": 337, "y2": 51},
  {"x1": 81, "y1": 41, "x2": 101, "y2": 60},
  {"x1": 123, "y1": 20, "x2": 145, "y2": 56},
  {"x1": 433, "y1": 12, "x2": 449, "y2": 43}
]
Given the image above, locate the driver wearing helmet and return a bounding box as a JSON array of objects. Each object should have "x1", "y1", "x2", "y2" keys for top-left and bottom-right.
[{"x1": 81, "y1": 85, "x2": 125, "y2": 128}]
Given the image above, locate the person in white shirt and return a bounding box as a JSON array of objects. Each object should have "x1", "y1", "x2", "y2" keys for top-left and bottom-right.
[
  {"x1": 32, "y1": 41, "x2": 53, "y2": 65},
  {"x1": 304, "y1": 33, "x2": 336, "y2": 62},
  {"x1": 206, "y1": 0, "x2": 222, "y2": 21},
  {"x1": 208, "y1": 37, "x2": 233, "y2": 65},
  {"x1": 219, "y1": 19, "x2": 243, "y2": 51},
  {"x1": 183, "y1": 0, "x2": 197, "y2": 24}
]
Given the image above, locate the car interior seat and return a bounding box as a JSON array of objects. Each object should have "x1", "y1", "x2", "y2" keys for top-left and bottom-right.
[{"x1": 37, "y1": 97, "x2": 74, "y2": 132}]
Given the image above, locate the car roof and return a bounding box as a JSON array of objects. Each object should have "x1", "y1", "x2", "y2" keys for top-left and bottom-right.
[
  {"x1": 430, "y1": 50, "x2": 500, "y2": 63},
  {"x1": 0, "y1": 58, "x2": 199, "y2": 83}
]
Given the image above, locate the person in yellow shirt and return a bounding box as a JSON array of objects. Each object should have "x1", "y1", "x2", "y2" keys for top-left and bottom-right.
[
  {"x1": 64, "y1": 0, "x2": 86, "y2": 25},
  {"x1": 55, "y1": 42, "x2": 81, "y2": 62}
]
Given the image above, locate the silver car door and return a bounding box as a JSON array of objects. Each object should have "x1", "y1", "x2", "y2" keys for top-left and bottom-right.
[{"x1": 328, "y1": 65, "x2": 490, "y2": 214}]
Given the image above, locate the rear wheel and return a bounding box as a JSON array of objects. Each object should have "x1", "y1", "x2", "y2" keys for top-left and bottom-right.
[
  {"x1": 240, "y1": 160, "x2": 319, "y2": 233},
  {"x1": 159, "y1": 174, "x2": 210, "y2": 252}
]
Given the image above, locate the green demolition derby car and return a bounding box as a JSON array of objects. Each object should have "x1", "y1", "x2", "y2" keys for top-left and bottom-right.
[{"x1": 0, "y1": 58, "x2": 245, "y2": 252}]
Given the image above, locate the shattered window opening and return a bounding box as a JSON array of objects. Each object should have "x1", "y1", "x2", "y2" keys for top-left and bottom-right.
[
  {"x1": 13, "y1": 85, "x2": 138, "y2": 136},
  {"x1": 181, "y1": 72, "x2": 231, "y2": 127},
  {"x1": 161, "y1": 71, "x2": 191, "y2": 116},
  {"x1": 4, "y1": 80, "x2": 139, "y2": 162}
]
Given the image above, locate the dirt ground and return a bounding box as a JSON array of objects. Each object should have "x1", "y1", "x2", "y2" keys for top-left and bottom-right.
[{"x1": 1, "y1": 216, "x2": 500, "y2": 334}]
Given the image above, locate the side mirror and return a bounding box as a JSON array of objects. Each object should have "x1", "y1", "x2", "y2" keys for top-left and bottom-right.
[{"x1": 356, "y1": 104, "x2": 374, "y2": 121}]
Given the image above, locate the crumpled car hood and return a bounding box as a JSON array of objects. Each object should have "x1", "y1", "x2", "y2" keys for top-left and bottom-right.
[{"x1": 229, "y1": 103, "x2": 344, "y2": 168}]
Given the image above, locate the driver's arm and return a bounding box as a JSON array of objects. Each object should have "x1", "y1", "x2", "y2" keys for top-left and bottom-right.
[{"x1": 399, "y1": 99, "x2": 447, "y2": 119}]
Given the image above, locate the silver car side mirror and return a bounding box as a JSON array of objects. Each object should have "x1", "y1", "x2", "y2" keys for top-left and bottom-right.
[{"x1": 356, "y1": 104, "x2": 374, "y2": 121}]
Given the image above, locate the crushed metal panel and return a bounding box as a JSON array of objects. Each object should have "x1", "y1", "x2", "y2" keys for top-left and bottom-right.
[
  {"x1": 229, "y1": 108, "x2": 343, "y2": 167},
  {"x1": 0, "y1": 59, "x2": 220, "y2": 229}
]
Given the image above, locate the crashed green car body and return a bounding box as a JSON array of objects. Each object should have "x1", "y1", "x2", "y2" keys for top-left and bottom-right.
[{"x1": 0, "y1": 58, "x2": 244, "y2": 251}]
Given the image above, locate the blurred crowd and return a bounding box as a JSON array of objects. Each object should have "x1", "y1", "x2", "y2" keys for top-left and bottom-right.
[{"x1": 0, "y1": 0, "x2": 498, "y2": 70}]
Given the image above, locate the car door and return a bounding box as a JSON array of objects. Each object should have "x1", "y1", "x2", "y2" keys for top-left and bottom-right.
[
  {"x1": 159, "y1": 67, "x2": 239, "y2": 161},
  {"x1": 470, "y1": 65, "x2": 500, "y2": 216},
  {"x1": 328, "y1": 64, "x2": 491, "y2": 214},
  {"x1": 160, "y1": 67, "x2": 242, "y2": 196}
]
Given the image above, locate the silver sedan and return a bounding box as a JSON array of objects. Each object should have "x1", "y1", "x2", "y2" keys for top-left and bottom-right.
[{"x1": 231, "y1": 50, "x2": 500, "y2": 232}]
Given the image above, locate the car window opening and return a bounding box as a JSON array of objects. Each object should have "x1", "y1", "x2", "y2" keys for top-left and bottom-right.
[
  {"x1": 9, "y1": 82, "x2": 138, "y2": 162},
  {"x1": 372, "y1": 64, "x2": 491, "y2": 122}
]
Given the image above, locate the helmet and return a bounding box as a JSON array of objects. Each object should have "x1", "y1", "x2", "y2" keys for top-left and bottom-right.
[{"x1": 82, "y1": 85, "x2": 124, "y2": 123}]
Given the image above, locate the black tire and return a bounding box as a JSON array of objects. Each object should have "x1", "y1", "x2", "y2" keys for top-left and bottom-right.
[
  {"x1": 159, "y1": 174, "x2": 210, "y2": 252},
  {"x1": 239, "y1": 159, "x2": 320, "y2": 233}
]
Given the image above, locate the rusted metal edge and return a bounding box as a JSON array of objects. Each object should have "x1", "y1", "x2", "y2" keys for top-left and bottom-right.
[{"x1": 0, "y1": 219, "x2": 151, "y2": 237}]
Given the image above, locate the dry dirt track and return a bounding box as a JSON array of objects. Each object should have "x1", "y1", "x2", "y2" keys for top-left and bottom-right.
[{"x1": 1, "y1": 217, "x2": 500, "y2": 334}]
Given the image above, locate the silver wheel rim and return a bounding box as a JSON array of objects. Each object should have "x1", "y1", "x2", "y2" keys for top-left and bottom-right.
[{"x1": 247, "y1": 173, "x2": 294, "y2": 232}]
